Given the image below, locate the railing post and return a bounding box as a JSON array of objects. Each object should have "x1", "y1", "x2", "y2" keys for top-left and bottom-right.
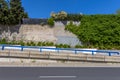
[
  {"x1": 92, "y1": 51, "x2": 94, "y2": 55},
  {"x1": 2, "y1": 45, "x2": 4, "y2": 50},
  {"x1": 117, "y1": 52, "x2": 119, "y2": 55},
  {"x1": 75, "y1": 50, "x2": 77, "y2": 54},
  {"x1": 21, "y1": 46, "x2": 23, "y2": 51},
  {"x1": 109, "y1": 52, "x2": 111, "y2": 56},
  {"x1": 40, "y1": 48, "x2": 42, "y2": 52}
]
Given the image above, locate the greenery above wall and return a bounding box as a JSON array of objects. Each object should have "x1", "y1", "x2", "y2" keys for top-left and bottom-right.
[
  {"x1": 47, "y1": 18, "x2": 54, "y2": 26},
  {"x1": 51, "y1": 11, "x2": 82, "y2": 21},
  {"x1": 65, "y1": 14, "x2": 120, "y2": 50}
]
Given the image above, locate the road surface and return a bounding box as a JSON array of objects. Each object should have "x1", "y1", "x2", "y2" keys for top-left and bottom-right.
[{"x1": 0, "y1": 67, "x2": 120, "y2": 80}]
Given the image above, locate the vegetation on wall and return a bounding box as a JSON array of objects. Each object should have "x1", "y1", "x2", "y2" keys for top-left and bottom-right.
[
  {"x1": 51, "y1": 11, "x2": 82, "y2": 21},
  {"x1": 0, "y1": 0, "x2": 28, "y2": 25},
  {"x1": 51, "y1": 11, "x2": 67, "y2": 20},
  {"x1": 66, "y1": 14, "x2": 83, "y2": 21},
  {"x1": 66, "y1": 14, "x2": 120, "y2": 49},
  {"x1": 1, "y1": 5, "x2": 120, "y2": 50},
  {"x1": 0, "y1": 39, "x2": 71, "y2": 48},
  {"x1": 47, "y1": 17, "x2": 54, "y2": 26}
]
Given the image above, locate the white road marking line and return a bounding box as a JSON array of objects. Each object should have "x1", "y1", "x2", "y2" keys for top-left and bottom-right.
[{"x1": 39, "y1": 76, "x2": 77, "y2": 78}]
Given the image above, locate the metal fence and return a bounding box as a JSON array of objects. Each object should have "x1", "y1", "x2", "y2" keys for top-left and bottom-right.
[
  {"x1": 22, "y1": 18, "x2": 48, "y2": 24},
  {"x1": 0, "y1": 44, "x2": 119, "y2": 56}
]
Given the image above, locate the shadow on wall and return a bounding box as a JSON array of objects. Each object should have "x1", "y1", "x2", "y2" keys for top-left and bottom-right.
[
  {"x1": 0, "y1": 25, "x2": 21, "y2": 41},
  {"x1": 0, "y1": 25, "x2": 21, "y2": 34},
  {"x1": 22, "y1": 18, "x2": 48, "y2": 25}
]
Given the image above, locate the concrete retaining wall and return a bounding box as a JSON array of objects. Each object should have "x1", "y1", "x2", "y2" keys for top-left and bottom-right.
[
  {"x1": 0, "y1": 21, "x2": 81, "y2": 46},
  {"x1": 0, "y1": 50, "x2": 120, "y2": 63}
]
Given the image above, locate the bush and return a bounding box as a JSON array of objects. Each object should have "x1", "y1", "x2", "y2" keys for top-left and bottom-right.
[
  {"x1": 66, "y1": 14, "x2": 120, "y2": 50},
  {"x1": 56, "y1": 44, "x2": 70, "y2": 48},
  {"x1": 47, "y1": 18, "x2": 54, "y2": 26},
  {"x1": 51, "y1": 11, "x2": 82, "y2": 21},
  {"x1": 45, "y1": 42, "x2": 54, "y2": 46},
  {"x1": 37, "y1": 41, "x2": 54, "y2": 46},
  {"x1": 26, "y1": 42, "x2": 31, "y2": 46},
  {"x1": 51, "y1": 11, "x2": 67, "y2": 20},
  {"x1": 37, "y1": 42, "x2": 42, "y2": 46},
  {"x1": 30, "y1": 41, "x2": 36, "y2": 46},
  {"x1": 19, "y1": 41, "x2": 25, "y2": 46},
  {"x1": 75, "y1": 45, "x2": 82, "y2": 48},
  {"x1": 0, "y1": 38, "x2": 7, "y2": 44}
]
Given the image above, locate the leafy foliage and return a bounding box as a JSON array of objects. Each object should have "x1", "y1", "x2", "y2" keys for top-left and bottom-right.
[
  {"x1": 51, "y1": 11, "x2": 67, "y2": 20},
  {"x1": 0, "y1": 0, "x2": 28, "y2": 25},
  {"x1": 51, "y1": 11, "x2": 82, "y2": 21},
  {"x1": 47, "y1": 18, "x2": 54, "y2": 26},
  {"x1": 0, "y1": 39, "x2": 72, "y2": 48},
  {"x1": 55, "y1": 44, "x2": 70, "y2": 48},
  {"x1": 66, "y1": 14, "x2": 120, "y2": 49},
  {"x1": 66, "y1": 14, "x2": 83, "y2": 21}
]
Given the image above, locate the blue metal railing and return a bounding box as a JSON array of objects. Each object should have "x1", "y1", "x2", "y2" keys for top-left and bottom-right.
[{"x1": 0, "y1": 44, "x2": 119, "y2": 56}]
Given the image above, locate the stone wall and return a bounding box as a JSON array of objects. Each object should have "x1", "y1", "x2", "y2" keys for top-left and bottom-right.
[
  {"x1": 56, "y1": 36, "x2": 81, "y2": 46},
  {"x1": 54, "y1": 21, "x2": 81, "y2": 46},
  {"x1": 20, "y1": 25, "x2": 57, "y2": 42},
  {"x1": 0, "y1": 21, "x2": 81, "y2": 46},
  {"x1": 1, "y1": 50, "x2": 120, "y2": 63},
  {"x1": 0, "y1": 25, "x2": 21, "y2": 41}
]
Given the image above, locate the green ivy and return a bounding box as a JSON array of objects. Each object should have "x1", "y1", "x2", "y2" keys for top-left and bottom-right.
[{"x1": 66, "y1": 14, "x2": 120, "y2": 50}]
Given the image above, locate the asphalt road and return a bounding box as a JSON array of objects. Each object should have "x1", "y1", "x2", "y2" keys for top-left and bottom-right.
[{"x1": 0, "y1": 67, "x2": 120, "y2": 80}]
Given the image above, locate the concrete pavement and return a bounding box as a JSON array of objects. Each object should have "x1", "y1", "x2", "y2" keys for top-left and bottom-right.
[{"x1": 1, "y1": 61, "x2": 120, "y2": 67}]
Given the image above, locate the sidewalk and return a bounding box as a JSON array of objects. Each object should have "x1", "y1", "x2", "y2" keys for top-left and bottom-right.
[{"x1": 1, "y1": 59, "x2": 120, "y2": 67}]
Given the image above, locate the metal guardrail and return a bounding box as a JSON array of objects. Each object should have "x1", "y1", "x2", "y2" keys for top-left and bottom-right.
[{"x1": 0, "y1": 44, "x2": 119, "y2": 56}]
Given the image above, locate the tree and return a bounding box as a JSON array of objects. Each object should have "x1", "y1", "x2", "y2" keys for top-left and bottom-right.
[
  {"x1": 116, "y1": 9, "x2": 120, "y2": 15},
  {"x1": 50, "y1": 11, "x2": 67, "y2": 20},
  {"x1": 0, "y1": 0, "x2": 9, "y2": 25},
  {"x1": 10, "y1": 0, "x2": 28, "y2": 24},
  {"x1": 51, "y1": 12, "x2": 57, "y2": 19},
  {"x1": 57, "y1": 11, "x2": 67, "y2": 20},
  {"x1": 50, "y1": 11, "x2": 82, "y2": 21},
  {"x1": 0, "y1": 0, "x2": 28, "y2": 25}
]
